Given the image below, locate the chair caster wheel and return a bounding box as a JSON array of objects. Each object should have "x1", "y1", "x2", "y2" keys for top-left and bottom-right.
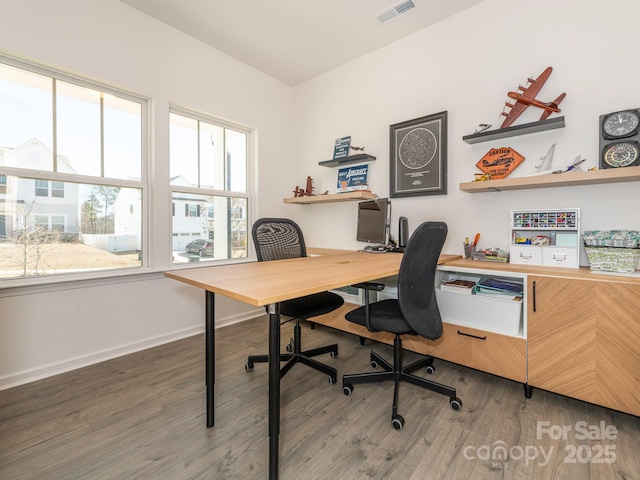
[
  {"x1": 329, "y1": 376, "x2": 337, "y2": 384},
  {"x1": 343, "y1": 384, "x2": 353, "y2": 396},
  {"x1": 450, "y1": 398, "x2": 462, "y2": 411},
  {"x1": 370, "y1": 360, "x2": 378, "y2": 369},
  {"x1": 392, "y1": 415, "x2": 405, "y2": 430},
  {"x1": 245, "y1": 362, "x2": 253, "y2": 371},
  {"x1": 286, "y1": 338, "x2": 294, "y2": 352},
  {"x1": 425, "y1": 365, "x2": 435, "y2": 375},
  {"x1": 330, "y1": 350, "x2": 338, "y2": 357}
]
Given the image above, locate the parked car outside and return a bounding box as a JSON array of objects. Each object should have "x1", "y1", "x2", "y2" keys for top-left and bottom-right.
[{"x1": 186, "y1": 239, "x2": 213, "y2": 256}]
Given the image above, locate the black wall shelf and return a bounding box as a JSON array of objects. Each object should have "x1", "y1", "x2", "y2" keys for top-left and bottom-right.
[
  {"x1": 462, "y1": 117, "x2": 565, "y2": 144},
  {"x1": 319, "y1": 153, "x2": 376, "y2": 167}
]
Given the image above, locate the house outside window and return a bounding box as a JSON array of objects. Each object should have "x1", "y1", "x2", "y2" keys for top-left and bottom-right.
[
  {"x1": 0, "y1": 54, "x2": 147, "y2": 282},
  {"x1": 170, "y1": 108, "x2": 250, "y2": 263},
  {"x1": 52, "y1": 181, "x2": 64, "y2": 198},
  {"x1": 35, "y1": 179, "x2": 48, "y2": 196}
]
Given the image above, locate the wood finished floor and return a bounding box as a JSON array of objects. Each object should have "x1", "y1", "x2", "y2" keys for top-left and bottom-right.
[{"x1": 1, "y1": 316, "x2": 639, "y2": 480}]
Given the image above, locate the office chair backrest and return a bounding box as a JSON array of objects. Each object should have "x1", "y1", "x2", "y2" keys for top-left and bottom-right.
[
  {"x1": 397, "y1": 221, "x2": 447, "y2": 340},
  {"x1": 252, "y1": 218, "x2": 307, "y2": 262}
]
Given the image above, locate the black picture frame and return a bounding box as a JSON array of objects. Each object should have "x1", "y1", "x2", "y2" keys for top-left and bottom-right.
[{"x1": 390, "y1": 111, "x2": 447, "y2": 197}]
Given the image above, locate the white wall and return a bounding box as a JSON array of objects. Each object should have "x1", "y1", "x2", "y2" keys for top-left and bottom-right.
[
  {"x1": 291, "y1": 0, "x2": 640, "y2": 262},
  {"x1": 3, "y1": 0, "x2": 640, "y2": 389},
  {"x1": 0, "y1": 0, "x2": 293, "y2": 389}
]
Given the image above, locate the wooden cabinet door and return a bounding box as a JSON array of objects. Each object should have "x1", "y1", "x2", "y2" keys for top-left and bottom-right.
[
  {"x1": 527, "y1": 275, "x2": 598, "y2": 402},
  {"x1": 595, "y1": 281, "x2": 640, "y2": 416},
  {"x1": 528, "y1": 275, "x2": 640, "y2": 417}
]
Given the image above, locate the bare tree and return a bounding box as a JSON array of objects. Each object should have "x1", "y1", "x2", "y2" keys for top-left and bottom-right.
[{"x1": 15, "y1": 200, "x2": 53, "y2": 276}]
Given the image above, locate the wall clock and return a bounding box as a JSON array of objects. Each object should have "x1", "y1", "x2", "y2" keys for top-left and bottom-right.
[
  {"x1": 602, "y1": 141, "x2": 640, "y2": 168},
  {"x1": 602, "y1": 109, "x2": 640, "y2": 139},
  {"x1": 599, "y1": 108, "x2": 640, "y2": 168}
]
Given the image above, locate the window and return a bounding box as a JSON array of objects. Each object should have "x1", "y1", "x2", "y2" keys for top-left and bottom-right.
[
  {"x1": 35, "y1": 179, "x2": 48, "y2": 197},
  {"x1": 52, "y1": 181, "x2": 64, "y2": 198},
  {"x1": 0, "y1": 55, "x2": 147, "y2": 281},
  {"x1": 170, "y1": 109, "x2": 250, "y2": 263}
]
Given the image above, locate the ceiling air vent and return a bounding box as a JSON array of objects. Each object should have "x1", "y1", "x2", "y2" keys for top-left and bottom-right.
[{"x1": 376, "y1": 0, "x2": 416, "y2": 24}]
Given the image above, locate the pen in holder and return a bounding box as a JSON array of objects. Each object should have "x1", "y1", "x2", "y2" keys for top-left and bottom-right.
[{"x1": 464, "y1": 243, "x2": 476, "y2": 259}]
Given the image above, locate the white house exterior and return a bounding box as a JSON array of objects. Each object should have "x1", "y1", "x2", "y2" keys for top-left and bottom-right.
[
  {"x1": 168, "y1": 176, "x2": 211, "y2": 252},
  {"x1": 0, "y1": 139, "x2": 80, "y2": 240}
]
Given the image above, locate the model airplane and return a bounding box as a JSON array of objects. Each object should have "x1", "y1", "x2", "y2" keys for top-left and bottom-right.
[
  {"x1": 349, "y1": 145, "x2": 365, "y2": 152},
  {"x1": 524, "y1": 153, "x2": 585, "y2": 177},
  {"x1": 500, "y1": 66, "x2": 566, "y2": 129},
  {"x1": 475, "y1": 124, "x2": 492, "y2": 134},
  {"x1": 535, "y1": 143, "x2": 556, "y2": 172},
  {"x1": 293, "y1": 176, "x2": 315, "y2": 197},
  {"x1": 553, "y1": 157, "x2": 585, "y2": 174}
]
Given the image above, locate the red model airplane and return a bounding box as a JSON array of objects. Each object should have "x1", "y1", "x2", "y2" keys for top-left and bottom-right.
[{"x1": 500, "y1": 66, "x2": 566, "y2": 129}]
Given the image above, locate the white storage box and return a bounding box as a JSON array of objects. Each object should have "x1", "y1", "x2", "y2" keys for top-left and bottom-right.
[
  {"x1": 542, "y1": 246, "x2": 579, "y2": 267},
  {"x1": 436, "y1": 288, "x2": 523, "y2": 336}
]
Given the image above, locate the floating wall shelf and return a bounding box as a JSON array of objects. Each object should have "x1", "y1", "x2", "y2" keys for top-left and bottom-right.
[
  {"x1": 462, "y1": 117, "x2": 565, "y2": 144},
  {"x1": 318, "y1": 153, "x2": 376, "y2": 168},
  {"x1": 283, "y1": 190, "x2": 376, "y2": 204},
  {"x1": 459, "y1": 165, "x2": 640, "y2": 193}
]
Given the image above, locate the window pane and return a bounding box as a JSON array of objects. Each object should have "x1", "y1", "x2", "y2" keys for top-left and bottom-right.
[
  {"x1": 169, "y1": 113, "x2": 198, "y2": 186},
  {"x1": 171, "y1": 193, "x2": 247, "y2": 264},
  {"x1": 199, "y1": 121, "x2": 224, "y2": 189},
  {"x1": 0, "y1": 175, "x2": 142, "y2": 279},
  {"x1": 35, "y1": 179, "x2": 48, "y2": 196},
  {"x1": 104, "y1": 95, "x2": 142, "y2": 180},
  {"x1": 52, "y1": 181, "x2": 64, "y2": 198},
  {"x1": 0, "y1": 63, "x2": 54, "y2": 170},
  {"x1": 226, "y1": 129, "x2": 247, "y2": 193},
  {"x1": 56, "y1": 81, "x2": 101, "y2": 176}
]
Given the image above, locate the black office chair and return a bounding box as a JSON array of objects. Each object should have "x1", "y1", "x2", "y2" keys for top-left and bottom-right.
[
  {"x1": 342, "y1": 221, "x2": 462, "y2": 430},
  {"x1": 245, "y1": 218, "x2": 344, "y2": 384}
]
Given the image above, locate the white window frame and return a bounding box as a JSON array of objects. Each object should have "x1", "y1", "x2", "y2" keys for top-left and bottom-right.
[
  {"x1": 168, "y1": 106, "x2": 253, "y2": 267},
  {"x1": 0, "y1": 53, "x2": 149, "y2": 287}
]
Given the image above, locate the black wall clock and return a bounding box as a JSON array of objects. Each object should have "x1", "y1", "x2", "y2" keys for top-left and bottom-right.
[{"x1": 600, "y1": 108, "x2": 640, "y2": 168}]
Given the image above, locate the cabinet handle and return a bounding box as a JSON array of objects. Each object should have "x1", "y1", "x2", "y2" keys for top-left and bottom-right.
[
  {"x1": 457, "y1": 330, "x2": 487, "y2": 340},
  {"x1": 532, "y1": 280, "x2": 537, "y2": 312}
]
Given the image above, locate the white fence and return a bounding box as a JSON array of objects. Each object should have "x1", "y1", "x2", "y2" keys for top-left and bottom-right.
[{"x1": 82, "y1": 234, "x2": 140, "y2": 253}]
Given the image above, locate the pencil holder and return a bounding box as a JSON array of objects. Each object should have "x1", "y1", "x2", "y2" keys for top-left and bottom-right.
[{"x1": 463, "y1": 243, "x2": 476, "y2": 259}]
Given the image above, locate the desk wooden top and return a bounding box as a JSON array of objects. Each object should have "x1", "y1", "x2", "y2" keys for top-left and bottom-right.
[{"x1": 165, "y1": 251, "x2": 460, "y2": 307}]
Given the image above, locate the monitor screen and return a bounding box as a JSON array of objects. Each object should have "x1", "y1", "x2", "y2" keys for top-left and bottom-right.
[{"x1": 356, "y1": 198, "x2": 390, "y2": 245}]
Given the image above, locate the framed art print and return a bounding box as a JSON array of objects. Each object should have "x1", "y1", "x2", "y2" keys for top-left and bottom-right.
[{"x1": 390, "y1": 111, "x2": 447, "y2": 197}]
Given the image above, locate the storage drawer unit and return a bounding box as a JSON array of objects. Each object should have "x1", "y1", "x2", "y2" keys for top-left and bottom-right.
[
  {"x1": 510, "y1": 208, "x2": 580, "y2": 268},
  {"x1": 428, "y1": 323, "x2": 526, "y2": 383}
]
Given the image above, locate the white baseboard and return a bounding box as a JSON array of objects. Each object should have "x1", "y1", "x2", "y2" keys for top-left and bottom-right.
[{"x1": 0, "y1": 307, "x2": 263, "y2": 391}]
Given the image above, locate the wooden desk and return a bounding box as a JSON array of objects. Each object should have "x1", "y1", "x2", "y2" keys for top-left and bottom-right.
[{"x1": 165, "y1": 251, "x2": 459, "y2": 480}]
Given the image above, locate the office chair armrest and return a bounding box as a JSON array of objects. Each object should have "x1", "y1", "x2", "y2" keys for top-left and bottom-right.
[{"x1": 351, "y1": 282, "x2": 385, "y2": 333}]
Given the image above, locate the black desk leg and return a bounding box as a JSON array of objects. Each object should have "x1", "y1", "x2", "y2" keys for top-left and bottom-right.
[
  {"x1": 206, "y1": 291, "x2": 215, "y2": 428},
  {"x1": 268, "y1": 302, "x2": 281, "y2": 480}
]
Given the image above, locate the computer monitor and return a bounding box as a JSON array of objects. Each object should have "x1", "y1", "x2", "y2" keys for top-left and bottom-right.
[{"x1": 356, "y1": 198, "x2": 390, "y2": 246}]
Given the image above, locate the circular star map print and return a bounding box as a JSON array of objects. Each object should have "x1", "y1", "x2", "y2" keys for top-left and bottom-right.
[{"x1": 399, "y1": 127, "x2": 437, "y2": 169}]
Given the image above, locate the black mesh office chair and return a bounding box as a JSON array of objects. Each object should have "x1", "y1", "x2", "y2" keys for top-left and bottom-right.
[
  {"x1": 245, "y1": 218, "x2": 344, "y2": 383},
  {"x1": 342, "y1": 221, "x2": 462, "y2": 430}
]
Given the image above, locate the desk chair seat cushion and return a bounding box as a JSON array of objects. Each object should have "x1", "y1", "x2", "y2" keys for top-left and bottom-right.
[
  {"x1": 281, "y1": 291, "x2": 344, "y2": 319},
  {"x1": 345, "y1": 299, "x2": 414, "y2": 335}
]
